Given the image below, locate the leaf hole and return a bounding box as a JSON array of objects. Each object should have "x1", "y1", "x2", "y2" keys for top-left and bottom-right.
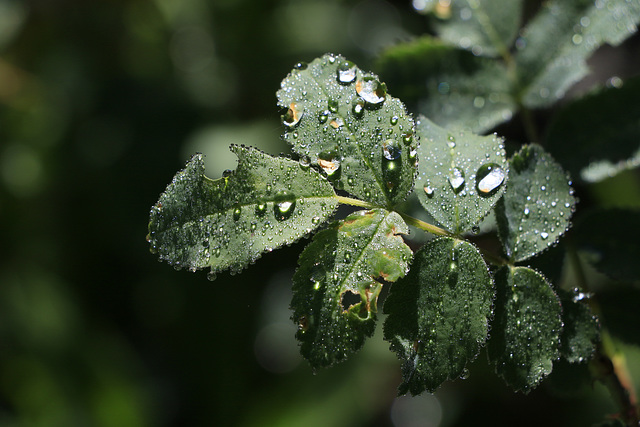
[{"x1": 341, "y1": 290, "x2": 361, "y2": 312}]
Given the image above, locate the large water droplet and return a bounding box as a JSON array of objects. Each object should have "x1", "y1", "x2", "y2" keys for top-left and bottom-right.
[
  {"x1": 355, "y1": 77, "x2": 386, "y2": 105},
  {"x1": 318, "y1": 110, "x2": 329, "y2": 124},
  {"x1": 352, "y1": 99, "x2": 365, "y2": 118},
  {"x1": 424, "y1": 185, "x2": 435, "y2": 198},
  {"x1": 476, "y1": 163, "x2": 505, "y2": 196},
  {"x1": 255, "y1": 203, "x2": 267, "y2": 216},
  {"x1": 382, "y1": 139, "x2": 401, "y2": 160},
  {"x1": 274, "y1": 190, "x2": 296, "y2": 221},
  {"x1": 337, "y1": 61, "x2": 357, "y2": 84},
  {"x1": 283, "y1": 103, "x2": 303, "y2": 127},
  {"x1": 233, "y1": 205, "x2": 241, "y2": 221},
  {"x1": 318, "y1": 151, "x2": 341, "y2": 178},
  {"x1": 328, "y1": 99, "x2": 339, "y2": 113},
  {"x1": 448, "y1": 167, "x2": 465, "y2": 193}
]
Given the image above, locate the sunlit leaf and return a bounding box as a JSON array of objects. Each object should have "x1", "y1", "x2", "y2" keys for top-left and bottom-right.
[
  {"x1": 147, "y1": 145, "x2": 338, "y2": 277},
  {"x1": 415, "y1": 117, "x2": 508, "y2": 234},
  {"x1": 291, "y1": 209, "x2": 412, "y2": 368},
  {"x1": 277, "y1": 54, "x2": 416, "y2": 208},
  {"x1": 516, "y1": 0, "x2": 640, "y2": 108},
  {"x1": 376, "y1": 36, "x2": 514, "y2": 134},
  {"x1": 488, "y1": 266, "x2": 562, "y2": 393},
  {"x1": 435, "y1": 0, "x2": 523, "y2": 58},
  {"x1": 545, "y1": 76, "x2": 640, "y2": 183},
  {"x1": 572, "y1": 209, "x2": 640, "y2": 282},
  {"x1": 383, "y1": 237, "x2": 493, "y2": 395},
  {"x1": 558, "y1": 288, "x2": 599, "y2": 364},
  {"x1": 495, "y1": 144, "x2": 576, "y2": 262}
]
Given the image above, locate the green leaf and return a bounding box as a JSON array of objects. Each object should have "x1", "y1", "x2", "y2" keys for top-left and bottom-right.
[
  {"x1": 488, "y1": 266, "x2": 562, "y2": 393},
  {"x1": 415, "y1": 117, "x2": 508, "y2": 234},
  {"x1": 147, "y1": 145, "x2": 338, "y2": 277},
  {"x1": 558, "y1": 288, "x2": 599, "y2": 364},
  {"x1": 573, "y1": 209, "x2": 640, "y2": 282},
  {"x1": 376, "y1": 36, "x2": 515, "y2": 134},
  {"x1": 383, "y1": 237, "x2": 493, "y2": 395},
  {"x1": 276, "y1": 54, "x2": 417, "y2": 208},
  {"x1": 515, "y1": 0, "x2": 640, "y2": 108},
  {"x1": 435, "y1": 0, "x2": 523, "y2": 58},
  {"x1": 291, "y1": 209, "x2": 412, "y2": 368},
  {"x1": 545, "y1": 77, "x2": 640, "y2": 183},
  {"x1": 495, "y1": 144, "x2": 576, "y2": 262}
]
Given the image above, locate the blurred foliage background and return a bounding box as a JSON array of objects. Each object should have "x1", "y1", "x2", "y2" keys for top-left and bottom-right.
[{"x1": 1, "y1": 0, "x2": 639, "y2": 426}]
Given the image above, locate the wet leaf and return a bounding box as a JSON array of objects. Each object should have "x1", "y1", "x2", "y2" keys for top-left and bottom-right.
[
  {"x1": 558, "y1": 288, "x2": 599, "y2": 364},
  {"x1": 376, "y1": 36, "x2": 514, "y2": 134},
  {"x1": 147, "y1": 145, "x2": 338, "y2": 277},
  {"x1": 515, "y1": 0, "x2": 640, "y2": 108},
  {"x1": 545, "y1": 76, "x2": 640, "y2": 183},
  {"x1": 277, "y1": 54, "x2": 416, "y2": 208},
  {"x1": 572, "y1": 209, "x2": 640, "y2": 282},
  {"x1": 383, "y1": 237, "x2": 493, "y2": 395},
  {"x1": 291, "y1": 209, "x2": 412, "y2": 368},
  {"x1": 435, "y1": 0, "x2": 523, "y2": 58},
  {"x1": 488, "y1": 266, "x2": 562, "y2": 393},
  {"x1": 415, "y1": 117, "x2": 508, "y2": 234},
  {"x1": 495, "y1": 144, "x2": 576, "y2": 262}
]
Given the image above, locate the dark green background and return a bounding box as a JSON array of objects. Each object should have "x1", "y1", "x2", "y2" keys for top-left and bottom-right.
[{"x1": 1, "y1": 1, "x2": 639, "y2": 426}]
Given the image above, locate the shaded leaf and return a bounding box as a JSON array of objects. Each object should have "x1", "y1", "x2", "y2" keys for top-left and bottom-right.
[
  {"x1": 383, "y1": 237, "x2": 493, "y2": 395},
  {"x1": 376, "y1": 36, "x2": 514, "y2": 134},
  {"x1": 495, "y1": 144, "x2": 576, "y2": 262},
  {"x1": 415, "y1": 117, "x2": 508, "y2": 234},
  {"x1": 545, "y1": 77, "x2": 640, "y2": 183},
  {"x1": 147, "y1": 145, "x2": 338, "y2": 277},
  {"x1": 277, "y1": 54, "x2": 416, "y2": 207},
  {"x1": 515, "y1": 0, "x2": 640, "y2": 108},
  {"x1": 573, "y1": 208, "x2": 640, "y2": 282},
  {"x1": 291, "y1": 209, "x2": 412, "y2": 368},
  {"x1": 435, "y1": 0, "x2": 523, "y2": 58},
  {"x1": 488, "y1": 266, "x2": 562, "y2": 393},
  {"x1": 558, "y1": 288, "x2": 599, "y2": 363}
]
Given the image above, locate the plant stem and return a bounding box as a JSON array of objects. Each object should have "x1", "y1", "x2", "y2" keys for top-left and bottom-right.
[{"x1": 568, "y1": 241, "x2": 639, "y2": 425}]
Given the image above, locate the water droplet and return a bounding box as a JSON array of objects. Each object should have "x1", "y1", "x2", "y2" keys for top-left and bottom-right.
[
  {"x1": 222, "y1": 169, "x2": 233, "y2": 177},
  {"x1": 318, "y1": 153, "x2": 341, "y2": 178},
  {"x1": 294, "y1": 61, "x2": 307, "y2": 70},
  {"x1": 336, "y1": 61, "x2": 357, "y2": 84},
  {"x1": 540, "y1": 232, "x2": 549, "y2": 240},
  {"x1": 355, "y1": 77, "x2": 386, "y2": 105},
  {"x1": 382, "y1": 139, "x2": 401, "y2": 160},
  {"x1": 311, "y1": 216, "x2": 320, "y2": 225},
  {"x1": 447, "y1": 135, "x2": 456, "y2": 148},
  {"x1": 476, "y1": 163, "x2": 505, "y2": 196},
  {"x1": 448, "y1": 167, "x2": 465, "y2": 193},
  {"x1": 352, "y1": 99, "x2": 365, "y2": 118},
  {"x1": 329, "y1": 117, "x2": 344, "y2": 129},
  {"x1": 233, "y1": 206, "x2": 241, "y2": 221},
  {"x1": 256, "y1": 203, "x2": 267, "y2": 216},
  {"x1": 328, "y1": 99, "x2": 339, "y2": 113},
  {"x1": 207, "y1": 271, "x2": 217, "y2": 281},
  {"x1": 274, "y1": 191, "x2": 296, "y2": 221},
  {"x1": 402, "y1": 133, "x2": 413, "y2": 145},
  {"x1": 459, "y1": 367, "x2": 470, "y2": 380},
  {"x1": 283, "y1": 103, "x2": 303, "y2": 127},
  {"x1": 299, "y1": 155, "x2": 311, "y2": 169},
  {"x1": 424, "y1": 185, "x2": 435, "y2": 198},
  {"x1": 318, "y1": 110, "x2": 329, "y2": 124},
  {"x1": 524, "y1": 207, "x2": 530, "y2": 216},
  {"x1": 390, "y1": 116, "x2": 398, "y2": 126}
]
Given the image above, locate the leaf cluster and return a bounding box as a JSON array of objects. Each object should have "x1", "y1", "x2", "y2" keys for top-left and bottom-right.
[{"x1": 148, "y1": 0, "x2": 640, "y2": 404}]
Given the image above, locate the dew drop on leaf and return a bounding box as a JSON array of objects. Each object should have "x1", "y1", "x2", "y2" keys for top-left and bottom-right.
[
  {"x1": 328, "y1": 99, "x2": 339, "y2": 113},
  {"x1": 356, "y1": 77, "x2": 386, "y2": 105},
  {"x1": 256, "y1": 203, "x2": 267, "y2": 216},
  {"x1": 337, "y1": 61, "x2": 357, "y2": 84},
  {"x1": 424, "y1": 185, "x2": 435, "y2": 198},
  {"x1": 383, "y1": 139, "x2": 401, "y2": 160},
  {"x1": 352, "y1": 99, "x2": 365, "y2": 118},
  {"x1": 283, "y1": 102, "x2": 303, "y2": 127},
  {"x1": 233, "y1": 206, "x2": 241, "y2": 221},
  {"x1": 318, "y1": 110, "x2": 329, "y2": 124},
  {"x1": 448, "y1": 167, "x2": 465, "y2": 193},
  {"x1": 476, "y1": 163, "x2": 505, "y2": 196}
]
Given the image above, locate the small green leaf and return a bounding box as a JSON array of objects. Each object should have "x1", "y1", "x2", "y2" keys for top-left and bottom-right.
[
  {"x1": 495, "y1": 144, "x2": 576, "y2": 262},
  {"x1": 383, "y1": 237, "x2": 493, "y2": 395},
  {"x1": 376, "y1": 36, "x2": 514, "y2": 134},
  {"x1": 545, "y1": 77, "x2": 640, "y2": 183},
  {"x1": 147, "y1": 145, "x2": 338, "y2": 277},
  {"x1": 435, "y1": 0, "x2": 523, "y2": 58},
  {"x1": 415, "y1": 117, "x2": 508, "y2": 234},
  {"x1": 516, "y1": 0, "x2": 640, "y2": 108},
  {"x1": 573, "y1": 209, "x2": 640, "y2": 282},
  {"x1": 277, "y1": 54, "x2": 416, "y2": 207},
  {"x1": 291, "y1": 209, "x2": 412, "y2": 368},
  {"x1": 558, "y1": 288, "x2": 599, "y2": 364},
  {"x1": 488, "y1": 266, "x2": 562, "y2": 393}
]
